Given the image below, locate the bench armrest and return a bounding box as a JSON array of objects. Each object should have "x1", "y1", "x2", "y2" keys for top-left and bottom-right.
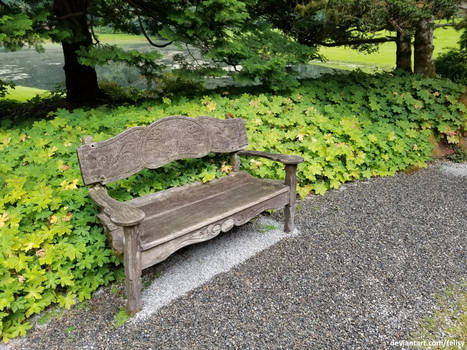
[
  {"x1": 238, "y1": 150, "x2": 304, "y2": 165},
  {"x1": 89, "y1": 185, "x2": 145, "y2": 227}
]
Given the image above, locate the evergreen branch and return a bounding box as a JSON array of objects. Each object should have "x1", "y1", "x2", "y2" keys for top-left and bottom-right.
[
  {"x1": 137, "y1": 15, "x2": 173, "y2": 48},
  {"x1": 318, "y1": 36, "x2": 396, "y2": 47},
  {"x1": 185, "y1": 43, "x2": 203, "y2": 68}
]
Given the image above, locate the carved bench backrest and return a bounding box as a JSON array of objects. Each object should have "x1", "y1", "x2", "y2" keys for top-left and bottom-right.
[{"x1": 77, "y1": 116, "x2": 248, "y2": 185}]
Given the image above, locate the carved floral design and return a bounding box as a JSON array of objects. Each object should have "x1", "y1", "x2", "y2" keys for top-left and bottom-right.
[
  {"x1": 77, "y1": 116, "x2": 248, "y2": 185},
  {"x1": 141, "y1": 117, "x2": 210, "y2": 168}
]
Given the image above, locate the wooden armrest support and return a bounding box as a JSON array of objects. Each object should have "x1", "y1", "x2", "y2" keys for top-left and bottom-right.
[
  {"x1": 89, "y1": 185, "x2": 146, "y2": 227},
  {"x1": 238, "y1": 150, "x2": 304, "y2": 165}
]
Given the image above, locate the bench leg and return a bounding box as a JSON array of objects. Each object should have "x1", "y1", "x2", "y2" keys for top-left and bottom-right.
[
  {"x1": 123, "y1": 225, "x2": 142, "y2": 314},
  {"x1": 284, "y1": 164, "x2": 297, "y2": 233}
]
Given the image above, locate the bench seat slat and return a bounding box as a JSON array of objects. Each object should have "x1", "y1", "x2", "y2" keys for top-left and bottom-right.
[
  {"x1": 140, "y1": 191, "x2": 289, "y2": 269},
  {"x1": 127, "y1": 171, "x2": 253, "y2": 215},
  {"x1": 97, "y1": 172, "x2": 288, "y2": 253},
  {"x1": 139, "y1": 175, "x2": 288, "y2": 250}
]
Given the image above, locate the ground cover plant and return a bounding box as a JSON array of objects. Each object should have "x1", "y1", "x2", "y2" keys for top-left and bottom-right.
[{"x1": 0, "y1": 71, "x2": 465, "y2": 341}]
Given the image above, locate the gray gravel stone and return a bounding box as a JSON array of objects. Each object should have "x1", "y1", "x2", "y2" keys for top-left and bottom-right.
[
  {"x1": 438, "y1": 162, "x2": 467, "y2": 178},
  {"x1": 5, "y1": 161, "x2": 466, "y2": 350},
  {"x1": 133, "y1": 216, "x2": 299, "y2": 323}
]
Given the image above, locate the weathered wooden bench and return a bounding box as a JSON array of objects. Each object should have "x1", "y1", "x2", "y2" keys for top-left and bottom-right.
[{"x1": 77, "y1": 115, "x2": 303, "y2": 314}]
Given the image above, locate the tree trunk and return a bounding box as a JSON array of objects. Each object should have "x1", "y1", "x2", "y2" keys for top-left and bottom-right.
[
  {"x1": 414, "y1": 17, "x2": 436, "y2": 77},
  {"x1": 61, "y1": 40, "x2": 101, "y2": 103},
  {"x1": 396, "y1": 31, "x2": 412, "y2": 72},
  {"x1": 53, "y1": 0, "x2": 102, "y2": 103}
]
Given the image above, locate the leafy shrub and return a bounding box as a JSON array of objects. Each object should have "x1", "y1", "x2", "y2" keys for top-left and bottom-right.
[
  {"x1": 0, "y1": 72, "x2": 465, "y2": 341},
  {"x1": 447, "y1": 147, "x2": 467, "y2": 163},
  {"x1": 0, "y1": 80, "x2": 14, "y2": 99},
  {"x1": 98, "y1": 80, "x2": 146, "y2": 104},
  {"x1": 153, "y1": 70, "x2": 206, "y2": 97},
  {"x1": 435, "y1": 19, "x2": 467, "y2": 85},
  {"x1": 435, "y1": 49, "x2": 467, "y2": 84}
]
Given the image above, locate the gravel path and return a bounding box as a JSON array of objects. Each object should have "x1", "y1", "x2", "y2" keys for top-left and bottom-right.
[{"x1": 6, "y1": 161, "x2": 466, "y2": 350}]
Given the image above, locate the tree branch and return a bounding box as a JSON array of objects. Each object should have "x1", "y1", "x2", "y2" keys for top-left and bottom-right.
[
  {"x1": 434, "y1": 23, "x2": 455, "y2": 28},
  {"x1": 318, "y1": 36, "x2": 396, "y2": 47},
  {"x1": 137, "y1": 15, "x2": 173, "y2": 48},
  {"x1": 185, "y1": 43, "x2": 203, "y2": 68},
  {"x1": 90, "y1": 15, "x2": 100, "y2": 44}
]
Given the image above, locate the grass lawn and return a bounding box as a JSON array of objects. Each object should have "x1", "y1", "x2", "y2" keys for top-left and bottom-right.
[
  {"x1": 316, "y1": 26, "x2": 462, "y2": 72},
  {"x1": 98, "y1": 33, "x2": 151, "y2": 44},
  {"x1": 1, "y1": 86, "x2": 49, "y2": 102}
]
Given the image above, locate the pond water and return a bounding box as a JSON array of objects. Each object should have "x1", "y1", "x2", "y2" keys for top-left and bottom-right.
[
  {"x1": 0, "y1": 41, "x2": 337, "y2": 91},
  {"x1": 0, "y1": 41, "x2": 189, "y2": 90}
]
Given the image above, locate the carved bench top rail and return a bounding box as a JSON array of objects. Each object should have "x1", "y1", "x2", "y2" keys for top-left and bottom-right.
[{"x1": 77, "y1": 116, "x2": 248, "y2": 185}]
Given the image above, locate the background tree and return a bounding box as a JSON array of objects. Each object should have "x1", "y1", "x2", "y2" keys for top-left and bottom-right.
[
  {"x1": 0, "y1": 0, "x2": 50, "y2": 97},
  {"x1": 53, "y1": 0, "x2": 103, "y2": 102},
  {"x1": 83, "y1": 0, "x2": 318, "y2": 91},
  {"x1": 255, "y1": 0, "x2": 462, "y2": 75},
  {"x1": 0, "y1": 0, "x2": 103, "y2": 102},
  {"x1": 0, "y1": 0, "x2": 317, "y2": 103},
  {"x1": 2, "y1": 0, "x2": 461, "y2": 102}
]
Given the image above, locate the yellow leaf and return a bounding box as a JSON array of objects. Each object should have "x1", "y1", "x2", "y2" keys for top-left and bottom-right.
[
  {"x1": 35, "y1": 249, "x2": 46, "y2": 257},
  {"x1": 0, "y1": 211, "x2": 9, "y2": 227},
  {"x1": 324, "y1": 134, "x2": 334, "y2": 144},
  {"x1": 250, "y1": 159, "x2": 262, "y2": 169},
  {"x1": 206, "y1": 101, "x2": 216, "y2": 112},
  {"x1": 64, "y1": 212, "x2": 73, "y2": 222},
  {"x1": 220, "y1": 162, "x2": 233, "y2": 173},
  {"x1": 48, "y1": 215, "x2": 58, "y2": 224},
  {"x1": 368, "y1": 134, "x2": 377, "y2": 143},
  {"x1": 61, "y1": 179, "x2": 79, "y2": 190},
  {"x1": 48, "y1": 146, "x2": 58, "y2": 158}
]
